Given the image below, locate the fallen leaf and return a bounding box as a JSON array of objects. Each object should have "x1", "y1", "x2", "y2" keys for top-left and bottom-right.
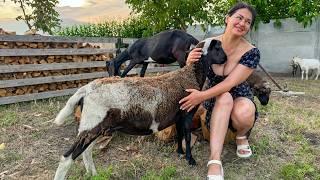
[{"x1": 0, "y1": 143, "x2": 5, "y2": 150}]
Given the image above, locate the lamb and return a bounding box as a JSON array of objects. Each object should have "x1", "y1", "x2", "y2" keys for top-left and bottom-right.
[
  {"x1": 291, "y1": 56, "x2": 320, "y2": 80},
  {"x1": 107, "y1": 29, "x2": 199, "y2": 77},
  {"x1": 247, "y1": 71, "x2": 271, "y2": 106},
  {"x1": 53, "y1": 39, "x2": 227, "y2": 180}
]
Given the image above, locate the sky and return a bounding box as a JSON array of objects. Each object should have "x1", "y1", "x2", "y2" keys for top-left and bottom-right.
[{"x1": 0, "y1": 0, "x2": 131, "y2": 34}]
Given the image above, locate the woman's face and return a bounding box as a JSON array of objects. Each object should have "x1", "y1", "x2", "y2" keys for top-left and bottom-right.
[{"x1": 225, "y1": 8, "x2": 253, "y2": 36}]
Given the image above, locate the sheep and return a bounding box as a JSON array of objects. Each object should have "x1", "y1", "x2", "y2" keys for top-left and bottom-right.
[
  {"x1": 247, "y1": 71, "x2": 271, "y2": 106},
  {"x1": 107, "y1": 29, "x2": 199, "y2": 77},
  {"x1": 53, "y1": 39, "x2": 227, "y2": 179},
  {"x1": 291, "y1": 56, "x2": 320, "y2": 80}
]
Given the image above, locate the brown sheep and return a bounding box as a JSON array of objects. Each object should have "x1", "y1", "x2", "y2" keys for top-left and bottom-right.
[{"x1": 53, "y1": 39, "x2": 227, "y2": 179}]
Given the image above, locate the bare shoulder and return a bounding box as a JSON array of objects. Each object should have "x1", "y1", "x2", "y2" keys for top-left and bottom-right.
[{"x1": 241, "y1": 38, "x2": 256, "y2": 50}]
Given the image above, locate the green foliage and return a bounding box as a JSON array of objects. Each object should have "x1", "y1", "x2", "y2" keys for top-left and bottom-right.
[
  {"x1": 55, "y1": 17, "x2": 152, "y2": 38},
  {"x1": 4, "y1": 0, "x2": 61, "y2": 34},
  {"x1": 125, "y1": 0, "x2": 231, "y2": 32},
  {"x1": 232, "y1": 0, "x2": 320, "y2": 28}
]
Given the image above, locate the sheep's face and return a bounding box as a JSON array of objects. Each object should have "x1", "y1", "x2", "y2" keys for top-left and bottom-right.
[
  {"x1": 253, "y1": 82, "x2": 271, "y2": 106},
  {"x1": 196, "y1": 39, "x2": 227, "y2": 65}
]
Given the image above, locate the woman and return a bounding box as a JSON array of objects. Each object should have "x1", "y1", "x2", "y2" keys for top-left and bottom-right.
[{"x1": 179, "y1": 2, "x2": 260, "y2": 179}]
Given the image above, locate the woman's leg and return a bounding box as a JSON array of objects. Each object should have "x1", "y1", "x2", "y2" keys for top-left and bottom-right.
[
  {"x1": 208, "y1": 92, "x2": 234, "y2": 175},
  {"x1": 230, "y1": 97, "x2": 256, "y2": 155}
]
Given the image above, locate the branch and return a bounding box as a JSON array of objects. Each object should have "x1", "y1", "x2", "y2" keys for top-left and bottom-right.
[{"x1": 18, "y1": 0, "x2": 32, "y2": 30}]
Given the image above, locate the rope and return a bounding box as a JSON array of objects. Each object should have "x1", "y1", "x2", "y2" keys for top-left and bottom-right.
[{"x1": 258, "y1": 64, "x2": 287, "y2": 91}]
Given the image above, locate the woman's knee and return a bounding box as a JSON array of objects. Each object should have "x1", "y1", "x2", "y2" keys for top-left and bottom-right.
[
  {"x1": 231, "y1": 99, "x2": 255, "y2": 128},
  {"x1": 215, "y1": 92, "x2": 233, "y2": 108}
]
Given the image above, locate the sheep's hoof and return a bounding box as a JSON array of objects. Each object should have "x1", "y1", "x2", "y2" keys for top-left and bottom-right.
[
  {"x1": 187, "y1": 157, "x2": 196, "y2": 166},
  {"x1": 177, "y1": 153, "x2": 184, "y2": 158},
  {"x1": 176, "y1": 148, "x2": 184, "y2": 158}
]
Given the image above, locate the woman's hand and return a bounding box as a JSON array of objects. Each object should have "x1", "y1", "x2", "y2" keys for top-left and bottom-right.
[
  {"x1": 179, "y1": 89, "x2": 204, "y2": 112},
  {"x1": 186, "y1": 48, "x2": 202, "y2": 66}
]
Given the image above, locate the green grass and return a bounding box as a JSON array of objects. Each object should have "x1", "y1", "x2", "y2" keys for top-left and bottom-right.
[
  {"x1": 280, "y1": 161, "x2": 320, "y2": 180},
  {"x1": 0, "y1": 105, "x2": 17, "y2": 128},
  {"x1": 141, "y1": 166, "x2": 177, "y2": 180},
  {"x1": 0, "y1": 149, "x2": 22, "y2": 164}
]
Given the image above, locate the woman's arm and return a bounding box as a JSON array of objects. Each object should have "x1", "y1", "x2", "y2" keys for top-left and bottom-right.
[
  {"x1": 179, "y1": 64, "x2": 254, "y2": 112},
  {"x1": 202, "y1": 64, "x2": 254, "y2": 100}
]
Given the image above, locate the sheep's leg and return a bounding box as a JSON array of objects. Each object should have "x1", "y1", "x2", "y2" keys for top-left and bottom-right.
[
  {"x1": 54, "y1": 131, "x2": 101, "y2": 180},
  {"x1": 54, "y1": 155, "x2": 73, "y2": 180},
  {"x1": 315, "y1": 69, "x2": 319, "y2": 80},
  {"x1": 139, "y1": 62, "x2": 149, "y2": 77},
  {"x1": 306, "y1": 69, "x2": 309, "y2": 80},
  {"x1": 301, "y1": 70, "x2": 304, "y2": 80},
  {"x1": 183, "y1": 111, "x2": 197, "y2": 165},
  {"x1": 82, "y1": 140, "x2": 97, "y2": 176},
  {"x1": 176, "y1": 115, "x2": 185, "y2": 156}
]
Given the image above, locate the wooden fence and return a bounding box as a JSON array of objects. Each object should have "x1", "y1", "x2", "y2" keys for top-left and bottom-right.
[{"x1": 0, "y1": 35, "x2": 179, "y2": 105}]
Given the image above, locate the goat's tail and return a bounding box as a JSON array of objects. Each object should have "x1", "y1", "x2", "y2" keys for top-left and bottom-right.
[{"x1": 54, "y1": 85, "x2": 87, "y2": 126}]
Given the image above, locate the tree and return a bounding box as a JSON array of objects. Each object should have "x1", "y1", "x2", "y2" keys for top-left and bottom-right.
[
  {"x1": 3, "y1": 0, "x2": 61, "y2": 34},
  {"x1": 231, "y1": 0, "x2": 320, "y2": 28},
  {"x1": 125, "y1": 0, "x2": 231, "y2": 34},
  {"x1": 126, "y1": 0, "x2": 320, "y2": 36}
]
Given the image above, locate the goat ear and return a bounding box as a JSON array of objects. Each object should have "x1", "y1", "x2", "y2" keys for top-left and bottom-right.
[{"x1": 195, "y1": 41, "x2": 205, "y2": 48}]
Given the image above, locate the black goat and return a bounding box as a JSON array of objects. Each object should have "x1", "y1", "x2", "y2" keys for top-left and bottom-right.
[{"x1": 107, "y1": 29, "x2": 199, "y2": 77}]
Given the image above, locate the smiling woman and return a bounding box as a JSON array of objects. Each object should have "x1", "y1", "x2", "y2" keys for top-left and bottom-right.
[{"x1": 58, "y1": 0, "x2": 85, "y2": 7}]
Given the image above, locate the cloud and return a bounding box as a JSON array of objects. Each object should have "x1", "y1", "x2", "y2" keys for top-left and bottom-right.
[
  {"x1": 0, "y1": 0, "x2": 132, "y2": 34},
  {"x1": 57, "y1": 0, "x2": 131, "y2": 23}
]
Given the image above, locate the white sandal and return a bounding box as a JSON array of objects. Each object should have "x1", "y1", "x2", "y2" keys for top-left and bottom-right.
[
  {"x1": 236, "y1": 136, "x2": 252, "y2": 158},
  {"x1": 207, "y1": 160, "x2": 224, "y2": 180}
]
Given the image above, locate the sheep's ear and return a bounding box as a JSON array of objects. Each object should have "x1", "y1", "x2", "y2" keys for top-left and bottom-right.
[
  {"x1": 195, "y1": 41, "x2": 205, "y2": 48},
  {"x1": 213, "y1": 40, "x2": 221, "y2": 49}
]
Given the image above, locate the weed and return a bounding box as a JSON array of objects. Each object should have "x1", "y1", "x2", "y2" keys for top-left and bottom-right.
[
  {"x1": 141, "y1": 166, "x2": 177, "y2": 180},
  {"x1": 280, "y1": 161, "x2": 320, "y2": 180}
]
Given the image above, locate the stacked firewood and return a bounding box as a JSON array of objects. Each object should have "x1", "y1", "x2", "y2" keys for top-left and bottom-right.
[
  {"x1": 0, "y1": 41, "x2": 114, "y2": 97},
  {"x1": 0, "y1": 41, "x2": 100, "y2": 49}
]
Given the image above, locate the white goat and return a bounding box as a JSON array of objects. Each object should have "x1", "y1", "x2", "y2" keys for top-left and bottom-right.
[{"x1": 291, "y1": 56, "x2": 320, "y2": 80}]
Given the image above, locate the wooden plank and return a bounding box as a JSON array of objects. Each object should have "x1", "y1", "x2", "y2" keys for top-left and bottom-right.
[
  {"x1": 0, "y1": 48, "x2": 116, "y2": 56},
  {"x1": 0, "y1": 35, "x2": 138, "y2": 44},
  {"x1": 0, "y1": 66, "x2": 179, "y2": 88},
  {"x1": 0, "y1": 35, "x2": 119, "y2": 43},
  {"x1": 0, "y1": 72, "x2": 107, "y2": 88},
  {"x1": 0, "y1": 66, "x2": 180, "y2": 105},
  {"x1": 0, "y1": 88, "x2": 78, "y2": 105},
  {"x1": 0, "y1": 61, "x2": 107, "y2": 73}
]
